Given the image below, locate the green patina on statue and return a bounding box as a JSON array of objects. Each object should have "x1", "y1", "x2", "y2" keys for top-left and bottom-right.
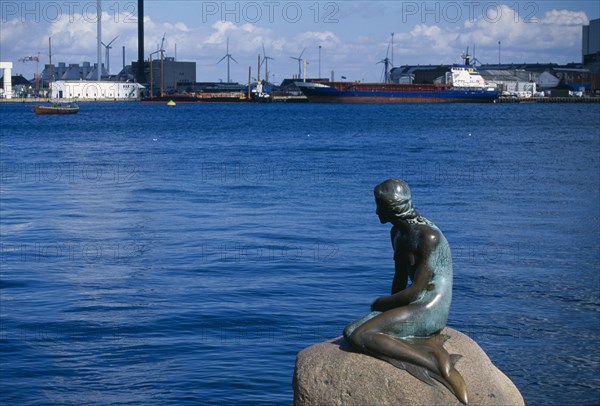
[{"x1": 344, "y1": 179, "x2": 468, "y2": 404}]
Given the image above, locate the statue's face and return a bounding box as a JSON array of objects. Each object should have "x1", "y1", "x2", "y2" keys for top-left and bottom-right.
[{"x1": 376, "y1": 202, "x2": 393, "y2": 224}]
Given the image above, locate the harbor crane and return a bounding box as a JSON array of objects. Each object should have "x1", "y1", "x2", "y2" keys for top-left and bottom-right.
[
  {"x1": 19, "y1": 54, "x2": 40, "y2": 93},
  {"x1": 159, "y1": 33, "x2": 166, "y2": 60},
  {"x1": 461, "y1": 47, "x2": 484, "y2": 66},
  {"x1": 159, "y1": 33, "x2": 166, "y2": 94},
  {"x1": 148, "y1": 34, "x2": 167, "y2": 96}
]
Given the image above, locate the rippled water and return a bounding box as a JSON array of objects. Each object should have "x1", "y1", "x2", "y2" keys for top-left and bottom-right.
[{"x1": 1, "y1": 102, "x2": 599, "y2": 404}]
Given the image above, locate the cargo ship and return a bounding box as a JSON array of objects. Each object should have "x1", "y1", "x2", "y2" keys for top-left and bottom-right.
[{"x1": 296, "y1": 55, "x2": 499, "y2": 104}]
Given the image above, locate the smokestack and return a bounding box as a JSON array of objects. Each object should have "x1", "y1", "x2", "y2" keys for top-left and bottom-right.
[
  {"x1": 137, "y1": 0, "x2": 145, "y2": 83},
  {"x1": 97, "y1": 0, "x2": 102, "y2": 80}
]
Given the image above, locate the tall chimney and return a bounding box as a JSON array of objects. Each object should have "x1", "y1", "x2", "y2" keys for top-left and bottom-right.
[
  {"x1": 137, "y1": 0, "x2": 145, "y2": 83},
  {"x1": 97, "y1": 0, "x2": 102, "y2": 80}
]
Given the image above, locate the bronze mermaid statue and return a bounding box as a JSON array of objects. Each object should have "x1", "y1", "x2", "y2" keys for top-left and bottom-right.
[{"x1": 344, "y1": 179, "x2": 468, "y2": 404}]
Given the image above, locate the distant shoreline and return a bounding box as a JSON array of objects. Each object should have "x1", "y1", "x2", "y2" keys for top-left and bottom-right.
[
  {"x1": 1, "y1": 96, "x2": 599, "y2": 104},
  {"x1": 0, "y1": 98, "x2": 137, "y2": 103}
]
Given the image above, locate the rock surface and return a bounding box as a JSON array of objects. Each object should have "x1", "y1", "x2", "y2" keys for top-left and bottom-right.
[{"x1": 293, "y1": 327, "x2": 524, "y2": 406}]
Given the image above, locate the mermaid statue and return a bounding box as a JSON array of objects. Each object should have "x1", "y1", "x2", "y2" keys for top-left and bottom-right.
[{"x1": 343, "y1": 179, "x2": 468, "y2": 404}]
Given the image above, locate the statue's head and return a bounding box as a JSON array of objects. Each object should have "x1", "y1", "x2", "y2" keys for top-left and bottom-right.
[{"x1": 374, "y1": 179, "x2": 416, "y2": 224}]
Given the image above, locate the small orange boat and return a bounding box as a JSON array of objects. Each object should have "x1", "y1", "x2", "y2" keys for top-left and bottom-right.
[{"x1": 34, "y1": 102, "x2": 79, "y2": 115}]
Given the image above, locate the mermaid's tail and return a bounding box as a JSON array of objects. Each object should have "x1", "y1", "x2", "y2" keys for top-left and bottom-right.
[{"x1": 370, "y1": 334, "x2": 469, "y2": 404}]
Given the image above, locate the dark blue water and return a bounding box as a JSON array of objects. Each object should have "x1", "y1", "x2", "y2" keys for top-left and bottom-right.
[{"x1": 1, "y1": 102, "x2": 599, "y2": 405}]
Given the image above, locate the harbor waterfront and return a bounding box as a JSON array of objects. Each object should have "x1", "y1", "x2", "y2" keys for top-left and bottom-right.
[
  {"x1": 1, "y1": 102, "x2": 599, "y2": 404},
  {"x1": 2, "y1": 96, "x2": 600, "y2": 104}
]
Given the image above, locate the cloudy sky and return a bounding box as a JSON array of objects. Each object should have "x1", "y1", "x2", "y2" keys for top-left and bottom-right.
[{"x1": 1, "y1": 1, "x2": 598, "y2": 83}]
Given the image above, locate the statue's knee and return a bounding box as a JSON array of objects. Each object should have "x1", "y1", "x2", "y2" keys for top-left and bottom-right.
[
  {"x1": 344, "y1": 328, "x2": 360, "y2": 349},
  {"x1": 343, "y1": 325, "x2": 352, "y2": 341},
  {"x1": 344, "y1": 325, "x2": 361, "y2": 346},
  {"x1": 346, "y1": 328, "x2": 373, "y2": 350}
]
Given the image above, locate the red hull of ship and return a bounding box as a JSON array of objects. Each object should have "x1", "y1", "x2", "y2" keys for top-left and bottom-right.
[{"x1": 306, "y1": 96, "x2": 491, "y2": 103}]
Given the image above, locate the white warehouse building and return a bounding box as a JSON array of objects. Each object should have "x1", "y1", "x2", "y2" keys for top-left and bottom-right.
[{"x1": 51, "y1": 80, "x2": 144, "y2": 100}]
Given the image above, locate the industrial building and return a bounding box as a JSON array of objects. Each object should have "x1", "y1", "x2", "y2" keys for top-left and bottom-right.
[
  {"x1": 16, "y1": 57, "x2": 194, "y2": 99},
  {"x1": 476, "y1": 69, "x2": 537, "y2": 96},
  {"x1": 0, "y1": 61, "x2": 13, "y2": 98},
  {"x1": 51, "y1": 80, "x2": 144, "y2": 100},
  {"x1": 130, "y1": 58, "x2": 196, "y2": 96},
  {"x1": 32, "y1": 62, "x2": 142, "y2": 99},
  {"x1": 39, "y1": 62, "x2": 110, "y2": 88},
  {"x1": 582, "y1": 18, "x2": 600, "y2": 72}
]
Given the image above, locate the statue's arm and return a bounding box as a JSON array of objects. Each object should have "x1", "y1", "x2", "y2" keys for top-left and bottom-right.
[
  {"x1": 391, "y1": 261, "x2": 408, "y2": 294},
  {"x1": 389, "y1": 226, "x2": 407, "y2": 294},
  {"x1": 371, "y1": 231, "x2": 439, "y2": 312}
]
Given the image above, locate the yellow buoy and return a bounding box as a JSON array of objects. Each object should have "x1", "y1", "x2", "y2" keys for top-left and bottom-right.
[{"x1": 167, "y1": 100, "x2": 176, "y2": 107}]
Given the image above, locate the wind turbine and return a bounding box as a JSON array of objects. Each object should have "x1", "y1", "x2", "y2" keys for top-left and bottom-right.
[
  {"x1": 217, "y1": 38, "x2": 238, "y2": 83},
  {"x1": 290, "y1": 48, "x2": 305, "y2": 78},
  {"x1": 390, "y1": 32, "x2": 394, "y2": 67},
  {"x1": 378, "y1": 33, "x2": 396, "y2": 83},
  {"x1": 377, "y1": 42, "x2": 392, "y2": 83},
  {"x1": 101, "y1": 35, "x2": 118, "y2": 74},
  {"x1": 262, "y1": 43, "x2": 274, "y2": 83}
]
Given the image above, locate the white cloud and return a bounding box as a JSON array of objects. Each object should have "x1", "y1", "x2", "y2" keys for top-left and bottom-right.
[
  {"x1": 380, "y1": 5, "x2": 589, "y2": 66},
  {"x1": 294, "y1": 31, "x2": 340, "y2": 48},
  {"x1": 541, "y1": 9, "x2": 588, "y2": 26}
]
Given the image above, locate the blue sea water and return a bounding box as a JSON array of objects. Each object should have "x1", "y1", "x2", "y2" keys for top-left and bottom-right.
[{"x1": 0, "y1": 101, "x2": 599, "y2": 405}]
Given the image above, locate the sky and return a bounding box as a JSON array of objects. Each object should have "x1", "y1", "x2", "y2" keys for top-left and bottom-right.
[{"x1": 1, "y1": 1, "x2": 599, "y2": 83}]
